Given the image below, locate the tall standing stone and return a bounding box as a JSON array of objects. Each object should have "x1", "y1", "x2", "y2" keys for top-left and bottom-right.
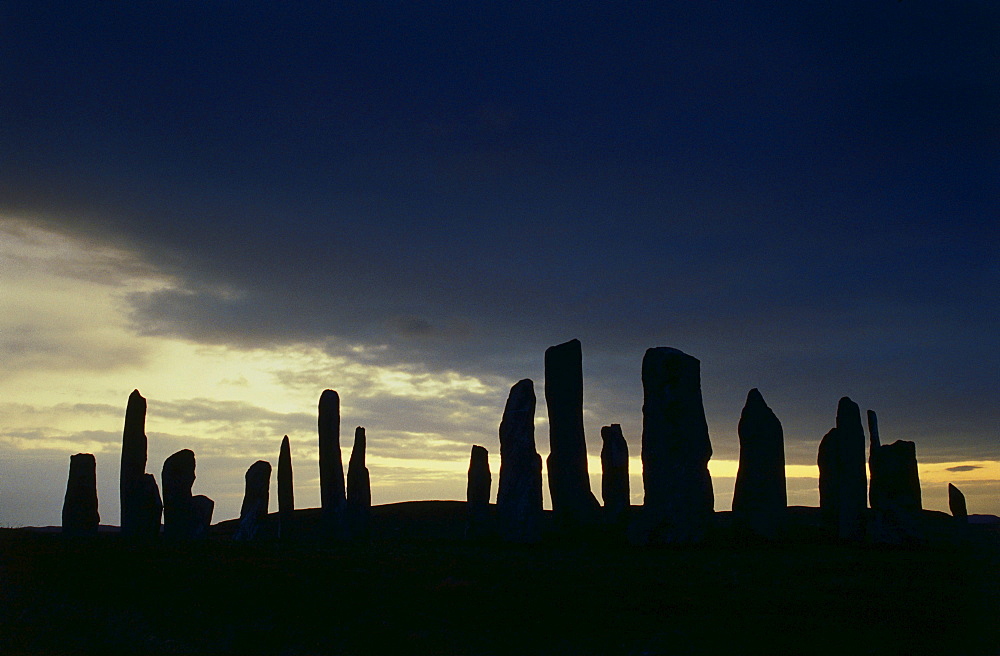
[
  {"x1": 278, "y1": 435, "x2": 294, "y2": 539},
  {"x1": 466, "y1": 445, "x2": 493, "y2": 539},
  {"x1": 346, "y1": 426, "x2": 371, "y2": 538},
  {"x1": 62, "y1": 453, "x2": 100, "y2": 536},
  {"x1": 497, "y1": 379, "x2": 543, "y2": 544},
  {"x1": 545, "y1": 339, "x2": 600, "y2": 529},
  {"x1": 120, "y1": 390, "x2": 162, "y2": 538},
  {"x1": 318, "y1": 389, "x2": 347, "y2": 537},
  {"x1": 636, "y1": 348, "x2": 714, "y2": 545},
  {"x1": 817, "y1": 397, "x2": 867, "y2": 540},
  {"x1": 600, "y1": 425, "x2": 629, "y2": 526},
  {"x1": 732, "y1": 389, "x2": 786, "y2": 539},
  {"x1": 161, "y1": 449, "x2": 213, "y2": 539},
  {"x1": 234, "y1": 460, "x2": 272, "y2": 541},
  {"x1": 867, "y1": 409, "x2": 881, "y2": 508},
  {"x1": 869, "y1": 437, "x2": 922, "y2": 544},
  {"x1": 948, "y1": 483, "x2": 968, "y2": 523}
]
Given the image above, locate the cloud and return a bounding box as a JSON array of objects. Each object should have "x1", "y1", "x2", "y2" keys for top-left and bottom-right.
[{"x1": 946, "y1": 465, "x2": 983, "y2": 473}]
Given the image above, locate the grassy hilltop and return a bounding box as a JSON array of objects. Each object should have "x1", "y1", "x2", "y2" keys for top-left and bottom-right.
[{"x1": 2, "y1": 501, "x2": 998, "y2": 655}]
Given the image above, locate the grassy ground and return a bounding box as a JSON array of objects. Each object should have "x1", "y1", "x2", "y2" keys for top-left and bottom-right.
[{"x1": 2, "y1": 502, "x2": 998, "y2": 655}]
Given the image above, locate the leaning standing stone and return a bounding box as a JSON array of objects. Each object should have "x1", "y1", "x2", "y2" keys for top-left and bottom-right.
[
  {"x1": 234, "y1": 460, "x2": 272, "y2": 541},
  {"x1": 466, "y1": 445, "x2": 493, "y2": 539},
  {"x1": 278, "y1": 435, "x2": 294, "y2": 539},
  {"x1": 600, "y1": 425, "x2": 629, "y2": 527},
  {"x1": 62, "y1": 453, "x2": 100, "y2": 536},
  {"x1": 635, "y1": 348, "x2": 714, "y2": 545},
  {"x1": 545, "y1": 339, "x2": 600, "y2": 529},
  {"x1": 732, "y1": 389, "x2": 786, "y2": 539},
  {"x1": 948, "y1": 483, "x2": 968, "y2": 524},
  {"x1": 497, "y1": 379, "x2": 543, "y2": 544},
  {"x1": 347, "y1": 426, "x2": 371, "y2": 539},
  {"x1": 817, "y1": 397, "x2": 867, "y2": 540}
]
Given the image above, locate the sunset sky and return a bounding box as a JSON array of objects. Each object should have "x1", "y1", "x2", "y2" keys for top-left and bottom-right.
[{"x1": 1, "y1": 2, "x2": 997, "y2": 527}]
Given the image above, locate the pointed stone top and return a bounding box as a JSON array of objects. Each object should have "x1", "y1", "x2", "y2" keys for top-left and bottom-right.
[
  {"x1": 746, "y1": 388, "x2": 765, "y2": 405},
  {"x1": 471, "y1": 444, "x2": 488, "y2": 456},
  {"x1": 128, "y1": 389, "x2": 146, "y2": 404},
  {"x1": 281, "y1": 434, "x2": 289, "y2": 444}
]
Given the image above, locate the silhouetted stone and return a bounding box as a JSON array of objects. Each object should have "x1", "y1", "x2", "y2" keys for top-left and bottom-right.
[
  {"x1": 948, "y1": 483, "x2": 968, "y2": 523},
  {"x1": 466, "y1": 445, "x2": 492, "y2": 539},
  {"x1": 191, "y1": 495, "x2": 214, "y2": 538},
  {"x1": 869, "y1": 437, "x2": 922, "y2": 544},
  {"x1": 545, "y1": 339, "x2": 600, "y2": 529},
  {"x1": 347, "y1": 426, "x2": 371, "y2": 539},
  {"x1": 278, "y1": 435, "x2": 294, "y2": 539},
  {"x1": 62, "y1": 453, "x2": 99, "y2": 536},
  {"x1": 817, "y1": 397, "x2": 867, "y2": 540},
  {"x1": 635, "y1": 348, "x2": 714, "y2": 545},
  {"x1": 600, "y1": 425, "x2": 629, "y2": 526},
  {"x1": 119, "y1": 390, "x2": 161, "y2": 538},
  {"x1": 867, "y1": 409, "x2": 881, "y2": 508},
  {"x1": 134, "y1": 473, "x2": 162, "y2": 538},
  {"x1": 234, "y1": 460, "x2": 271, "y2": 541},
  {"x1": 318, "y1": 389, "x2": 347, "y2": 537},
  {"x1": 162, "y1": 449, "x2": 213, "y2": 539},
  {"x1": 497, "y1": 379, "x2": 543, "y2": 543},
  {"x1": 732, "y1": 389, "x2": 786, "y2": 539}
]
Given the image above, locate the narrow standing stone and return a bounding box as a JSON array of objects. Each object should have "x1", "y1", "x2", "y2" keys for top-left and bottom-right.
[
  {"x1": 162, "y1": 449, "x2": 213, "y2": 539},
  {"x1": 278, "y1": 435, "x2": 294, "y2": 539},
  {"x1": 867, "y1": 409, "x2": 882, "y2": 508},
  {"x1": 346, "y1": 426, "x2": 371, "y2": 538},
  {"x1": 732, "y1": 389, "x2": 786, "y2": 539},
  {"x1": 817, "y1": 397, "x2": 867, "y2": 540},
  {"x1": 600, "y1": 425, "x2": 629, "y2": 526},
  {"x1": 948, "y1": 483, "x2": 968, "y2": 523},
  {"x1": 119, "y1": 390, "x2": 162, "y2": 538},
  {"x1": 234, "y1": 460, "x2": 272, "y2": 541},
  {"x1": 62, "y1": 453, "x2": 100, "y2": 536},
  {"x1": 545, "y1": 339, "x2": 600, "y2": 529},
  {"x1": 466, "y1": 445, "x2": 493, "y2": 539},
  {"x1": 636, "y1": 348, "x2": 714, "y2": 545},
  {"x1": 497, "y1": 379, "x2": 543, "y2": 543},
  {"x1": 318, "y1": 389, "x2": 347, "y2": 537}
]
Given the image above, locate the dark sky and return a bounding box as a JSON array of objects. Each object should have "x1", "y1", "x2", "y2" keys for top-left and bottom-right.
[{"x1": 2, "y1": 2, "x2": 997, "y2": 467}]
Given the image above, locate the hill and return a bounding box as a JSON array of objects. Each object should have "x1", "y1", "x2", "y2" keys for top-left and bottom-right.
[{"x1": 2, "y1": 501, "x2": 998, "y2": 655}]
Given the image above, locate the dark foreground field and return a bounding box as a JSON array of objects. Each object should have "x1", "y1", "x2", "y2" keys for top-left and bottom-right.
[{"x1": 2, "y1": 502, "x2": 998, "y2": 655}]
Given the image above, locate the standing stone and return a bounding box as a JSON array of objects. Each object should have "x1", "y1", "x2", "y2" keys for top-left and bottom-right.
[
  {"x1": 497, "y1": 379, "x2": 543, "y2": 543},
  {"x1": 119, "y1": 390, "x2": 162, "y2": 538},
  {"x1": 318, "y1": 389, "x2": 347, "y2": 537},
  {"x1": 162, "y1": 449, "x2": 213, "y2": 539},
  {"x1": 346, "y1": 426, "x2": 371, "y2": 539},
  {"x1": 600, "y1": 425, "x2": 629, "y2": 526},
  {"x1": 636, "y1": 348, "x2": 714, "y2": 545},
  {"x1": 869, "y1": 437, "x2": 922, "y2": 544},
  {"x1": 948, "y1": 483, "x2": 968, "y2": 523},
  {"x1": 545, "y1": 339, "x2": 600, "y2": 529},
  {"x1": 867, "y1": 409, "x2": 882, "y2": 508},
  {"x1": 278, "y1": 435, "x2": 294, "y2": 539},
  {"x1": 817, "y1": 397, "x2": 867, "y2": 540},
  {"x1": 234, "y1": 460, "x2": 272, "y2": 541},
  {"x1": 466, "y1": 445, "x2": 493, "y2": 539},
  {"x1": 62, "y1": 453, "x2": 100, "y2": 536},
  {"x1": 732, "y1": 389, "x2": 787, "y2": 539}
]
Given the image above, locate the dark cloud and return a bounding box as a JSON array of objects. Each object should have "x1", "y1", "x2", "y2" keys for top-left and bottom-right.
[
  {"x1": 946, "y1": 465, "x2": 983, "y2": 473},
  {"x1": 0, "y1": 3, "x2": 996, "y2": 468}
]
